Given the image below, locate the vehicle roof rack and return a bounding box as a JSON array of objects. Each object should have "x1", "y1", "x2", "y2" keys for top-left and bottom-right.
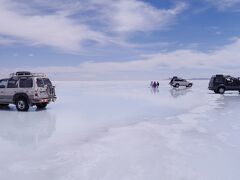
[{"x1": 10, "y1": 71, "x2": 46, "y2": 78}]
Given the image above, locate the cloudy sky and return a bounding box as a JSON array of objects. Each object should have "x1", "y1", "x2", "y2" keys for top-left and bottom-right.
[{"x1": 0, "y1": 0, "x2": 240, "y2": 80}]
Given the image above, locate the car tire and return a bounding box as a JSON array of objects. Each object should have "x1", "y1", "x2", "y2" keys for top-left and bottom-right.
[
  {"x1": 36, "y1": 103, "x2": 48, "y2": 109},
  {"x1": 187, "y1": 83, "x2": 192, "y2": 87},
  {"x1": 218, "y1": 87, "x2": 225, "y2": 94},
  {"x1": 16, "y1": 97, "x2": 29, "y2": 111},
  {"x1": 175, "y1": 84, "x2": 179, "y2": 88}
]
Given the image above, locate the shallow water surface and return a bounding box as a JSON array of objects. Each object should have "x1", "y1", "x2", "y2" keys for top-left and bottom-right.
[{"x1": 0, "y1": 81, "x2": 240, "y2": 180}]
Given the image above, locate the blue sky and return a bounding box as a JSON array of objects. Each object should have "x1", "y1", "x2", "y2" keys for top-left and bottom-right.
[{"x1": 0, "y1": 0, "x2": 240, "y2": 80}]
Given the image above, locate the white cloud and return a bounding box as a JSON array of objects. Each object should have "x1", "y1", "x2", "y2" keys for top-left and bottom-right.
[
  {"x1": 76, "y1": 38, "x2": 240, "y2": 74},
  {"x1": 102, "y1": 1, "x2": 187, "y2": 32},
  {"x1": 1, "y1": 38, "x2": 240, "y2": 80},
  {"x1": 30, "y1": 0, "x2": 187, "y2": 33},
  {"x1": 0, "y1": 36, "x2": 15, "y2": 45},
  {"x1": 207, "y1": 0, "x2": 240, "y2": 10},
  {"x1": 0, "y1": 0, "x2": 111, "y2": 52},
  {"x1": 0, "y1": 0, "x2": 187, "y2": 52}
]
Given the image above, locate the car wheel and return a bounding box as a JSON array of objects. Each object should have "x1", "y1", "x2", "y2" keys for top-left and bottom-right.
[
  {"x1": 218, "y1": 87, "x2": 225, "y2": 94},
  {"x1": 36, "y1": 103, "x2": 48, "y2": 109},
  {"x1": 16, "y1": 98, "x2": 29, "y2": 111},
  {"x1": 175, "y1": 84, "x2": 179, "y2": 88},
  {"x1": 187, "y1": 83, "x2": 192, "y2": 87}
]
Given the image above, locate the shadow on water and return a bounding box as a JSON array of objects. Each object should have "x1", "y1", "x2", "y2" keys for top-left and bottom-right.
[
  {"x1": 0, "y1": 107, "x2": 56, "y2": 146},
  {"x1": 169, "y1": 87, "x2": 192, "y2": 98}
]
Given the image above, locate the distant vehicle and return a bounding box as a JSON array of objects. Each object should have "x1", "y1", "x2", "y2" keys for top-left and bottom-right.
[
  {"x1": 208, "y1": 74, "x2": 240, "y2": 94},
  {"x1": 0, "y1": 71, "x2": 56, "y2": 111},
  {"x1": 169, "y1": 76, "x2": 193, "y2": 88}
]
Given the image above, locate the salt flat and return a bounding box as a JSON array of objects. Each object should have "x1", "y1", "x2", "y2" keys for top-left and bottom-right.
[{"x1": 0, "y1": 80, "x2": 240, "y2": 180}]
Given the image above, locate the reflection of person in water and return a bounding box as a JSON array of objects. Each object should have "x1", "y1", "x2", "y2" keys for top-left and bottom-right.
[{"x1": 151, "y1": 86, "x2": 159, "y2": 94}]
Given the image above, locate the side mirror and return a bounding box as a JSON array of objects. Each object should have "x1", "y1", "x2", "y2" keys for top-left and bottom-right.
[{"x1": 0, "y1": 85, "x2": 5, "y2": 88}]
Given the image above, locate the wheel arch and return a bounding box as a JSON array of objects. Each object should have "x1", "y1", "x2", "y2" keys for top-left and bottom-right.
[
  {"x1": 217, "y1": 85, "x2": 226, "y2": 90},
  {"x1": 13, "y1": 93, "x2": 29, "y2": 104}
]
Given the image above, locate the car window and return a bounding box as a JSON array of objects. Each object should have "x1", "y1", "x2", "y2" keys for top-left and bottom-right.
[
  {"x1": 226, "y1": 79, "x2": 232, "y2": 83},
  {"x1": 19, "y1": 78, "x2": 33, "y2": 88},
  {"x1": 37, "y1": 78, "x2": 44, "y2": 87},
  {"x1": 0, "y1": 79, "x2": 8, "y2": 88},
  {"x1": 43, "y1": 78, "x2": 52, "y2": 86},
  {"x1": 214, "y1": 78, "x2": 223, "y2": 83},
  {"x1": 7, "y1": 79, "x2": 18, "y2": 88}
]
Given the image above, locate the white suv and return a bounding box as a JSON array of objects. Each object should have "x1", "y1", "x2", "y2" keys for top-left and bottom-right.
[
  {"x1": 169, "y1": 76, "x2": 193, "y2": 88},
  {"x1": 0, "y1": 71, "x2": 56, "y2": 111}
]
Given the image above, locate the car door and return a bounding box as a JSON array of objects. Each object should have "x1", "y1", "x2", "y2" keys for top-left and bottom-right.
[
  {"x1": 0, "y1": 79, "x2": 8, "y2": 103},
  {"x1": 5, "y1": 78, "x2": 19, "y2": 103},
  {"x1": 237, "y1": 78, "x2": 240, "y2": 90},
  {"x1": 19, "y1": 77, "x2": 34, "y2": 97},
  {"x1": 182, "y1": 80, "x2": 188, "y2": 86},
  {"x1": 225, "y1": 77, "x2": 235, "y2": 90},
  {"x1": 231, "y1": 78, "x2": 240, "y2": 90},
  {"x1": 178, "y1": 79, "x2": 186, "y2": 86}
]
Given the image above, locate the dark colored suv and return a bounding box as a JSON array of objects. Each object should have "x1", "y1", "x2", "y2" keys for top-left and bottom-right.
[{"x1": 208, "y1": 75, "x2": 240, "y2": 94}]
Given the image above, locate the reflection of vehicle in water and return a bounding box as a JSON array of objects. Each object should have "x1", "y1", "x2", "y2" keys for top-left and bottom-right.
[
  {"x1": 209, "y1": 74, "x2": 240, "y2": 94},
  {"x1": 0, "y1": 110, "x2": 56, "y2": 146},
  {"x1": 169, "y1": 76, "x2": 193, "y2": 88},
  {"x1": 169, "y1": 88, "x2": 191, "y2": 98},
  {"x1": 215, "y1": 94, "x2": 240, "y2": 109}
]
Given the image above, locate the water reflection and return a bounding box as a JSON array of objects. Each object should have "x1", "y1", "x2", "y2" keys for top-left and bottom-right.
[
  {"x1": 215, "y1": 94, "x2": 240, "y2": 109},
  {"x1": 169, "y1": 87, "x2": 191, "y2": 98},
  {"x1": 0, "y1": 108, "x2": 56, "y2": 146},
  {"x1": 150, "y1": 87, "x2": 159, "y2": 94}
]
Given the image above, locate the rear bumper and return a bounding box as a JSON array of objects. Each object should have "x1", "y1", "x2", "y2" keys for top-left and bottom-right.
[{"x1": 31, "y1": 96, "x2": 57, "y2": 104}]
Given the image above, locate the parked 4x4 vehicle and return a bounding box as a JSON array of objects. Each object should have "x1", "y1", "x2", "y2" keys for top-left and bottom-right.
[
  {"x1": 209, "y1": 74, "x2": 240, "y2": 94},
  {"x1": 169, "y1": 76, "x2": 193, "y2": 88},
  {"x1": 0, "y1": 71, "x2": 56, "y2": 111}
]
